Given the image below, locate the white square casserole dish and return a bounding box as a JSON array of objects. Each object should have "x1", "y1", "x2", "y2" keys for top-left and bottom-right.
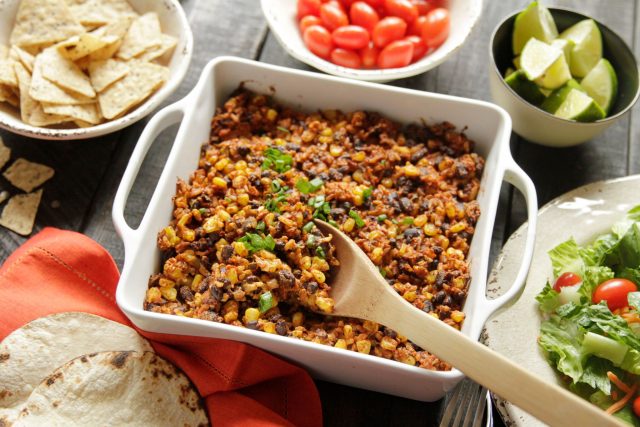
[{"x1": 113, "y1": 56, "x2": 538, "y2": 401}]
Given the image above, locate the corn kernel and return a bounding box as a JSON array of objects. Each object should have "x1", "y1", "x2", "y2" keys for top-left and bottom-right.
[
  {"x1": 292, "y1": 312, "x2": 304, "y2": 327},
  {"x1": 266, "y1": 108, "x2": 278, "y2": 121},
  {"x1": 352, "y1": 170, "x2": 364, "y2": 183},
  {"x1": 274, "y1": 138, "x2": 286, "y2": 146},
  {"x1": 159, "y1": 278, "x2": 175, "y2": 288},
  {"x1": 370, "y1": 247, "x2": 384, "y2": 264},
  {"x1": 227, "y1": 268, "x2": 238, "y2": 285},
  {"x1": 329, "y1": 145, "x2": 343, "y2": 157},
  {"x1": 146, "y1": 287, "x2": 162, "y2": 303},
  {"x1": 423, "y1": 291, "x2": 434, "y2": 300},
  {"x1": 263, "y1": 322, "x2": 276, "y2": 334},
  {"x1": 450, "y1": 221, "x2": 467, "y2": 233},
  {"x1": 451, "y1": 311, "x2": 465, "y2": 323},
  {"x1": 380, "y1": 336, "x2": 398, "y2": 351},
  {"x1": 343, "y1": 324, "x2": 353, "y2": 339},
  {"x1": 163, "y1": 226, "x2": 180, "y2": 246},
  {"x1": 300, "y1": 256, "x2": 312, "y2": 270},
  {"x1": 334, "y1": 339, "x2": 348, "y2": 349},
  {"x1": 312, "y1": 270, "x2": 326, "y2": 283},
  {"x1": 265, "y1": 212, "x2": 275, "y2": 226},
  {"x1": 398, "y1": 354, "x2": 416, "y2": 366},
  {"x1": 321, "y1": 128, "x2": 333, "y2": 137},
  {"x1": 363, "y1": 320, "x2": 379, "y2": 333},
  {"x1": 356, "y1": 339, "x2": 371, "y2": 354},
  {"x1": 232, "y1": 175, "x2": 247, "y2": 189},
  {"x1": 191, "y1": 274, "x2": 204, "y2": 291},
  {"x1": 244, "y1": 307, "x2": 261, "y2": 323},
  {"x1": 180, "y1": 228, "x2": 195, "y2": 242},
  {"x1": 403, "y1": 290, "x2": 417, "y2": 302},
  {"x1": 235, "y1": 160, "x2": 247, "y2": 170},
  {"x1": 316, "y1": 296, "x2": 334, "y2": 313},
  {"x1": 318, "y1": 136, "x2": 332, "y2": 144},
  {"x1": 352, "y1": 152, "x2": 366, "y2": 162},
  {"x1": 446, "y1": 202, "x2": 456, "y2": 219},
  {"x1": 343, "y1": 218, "x2": 356, "y2": 232},
  {"x1": 237, "y1": 193, "x2": 250, "y2": 206},
  {"x1": 414, "y1": 214, "x2": 427, "y2": 227},
  {"x1": 212, "y1": 177, "x2": 227, "y2": 189},
  {"x1": 215, "y1": 158, "x2": 229, "y2": 171},
  {"x1": 382, "y1": 178, "x2": 393, "y2": 188},
  {"x1": 453, "y1": 277, "x2": 466, "y2": 289},
  {"x1": 404, "y1": 164, "x2": 420, "y2": 177},
  {"x1": 203, "y1": 216, "x2": 223, "y2": 233},
  {"x1": 393, "y1": 146, "x2": 410, "y2": 156},
  {"x1": 160, "y1": 286, "x2": 177, "y2": 301},
  {"x1": 233, "y1": 241, "x2": 248, "y2": 257},
  {"x1": 423, "y1": 223, "x2": 438, "y2": 236}
]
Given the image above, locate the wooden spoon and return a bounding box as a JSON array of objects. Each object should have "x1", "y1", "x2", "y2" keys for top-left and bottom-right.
[{"x1": 314, "y1": 220, "x2": 624, "y2": 427}]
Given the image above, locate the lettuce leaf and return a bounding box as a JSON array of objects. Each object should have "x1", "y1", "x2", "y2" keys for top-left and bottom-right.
[
  {"x1": 536, "y1": 282, "x2": 560, "y2": 314},
  {"x1": 590, "y1": 390, "x2": 640, "y2": 427},
  {"x1": 538, "y1": 317, "x2": 584, "y2": 383},
  {"x1": 548, "y1": 238, "x2": 585, "y2": 277}
]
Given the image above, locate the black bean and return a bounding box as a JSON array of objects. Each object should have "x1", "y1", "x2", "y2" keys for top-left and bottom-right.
[
  {"x1": 429, "y1": 259, "x2": 439, "y2": 270},
  {"x1": 247, "y1": 263, "x2": 259, "y2": 273},
  {"x1": 328, "y1": 169, "x2": 343, "y2": 180},
  {"x1": 209, "y1": 285, "x2": 221, "y2": 301},
  {"x1": 304, "y1": 281, "x2": 319, "y2": 293},
  {"x1": 237, "y1": 145, "x2": 250, "y2": 156},
  {"x1": 330, "y1": 207, "x2": 346, "y2": 216},
  {"x1": 422, "y1": 301, "x2": 434, "y2": 313},
  {"x1": 275, "y1": 241, "x2": 286, "y2": 253},
  {"x1": 403, "y1": 228, "x2": 421, "y2": 240},
  {"x1": 433, "y1": 246, "x2": 443, "y2": 255},
  {"x1": 286, "y1": 143, "x2": 300, "y2": 151},
  {"x1": 399, "y1": 197, "x2": 412, "y2": 213},
  {"x1": 442, "y1": 296, "x2": 453, "y2": 307},
  {"x1": 244, "y1": 275, "x2": 259, "y2": 283},
  {"x1": 435, "y1": 271, "x2": 445, "y2": 287},
  {"x1": 433, "y1": 290, "x2": 446, "y2": 305},
  {"x1": 246, "y1": 321, "x2": 258, "y2": 330},
  {"x1": 410, "y1": 148, "x2": 428, "y2": 163},
  {"x1": 269, "y1": 313, "x2": 283, "y2": 322},
  {"x1": 221, "y1": 245, "x2": 234, "y2": 262},
  {"x1": 383, "y1": 327, "x2": 397, "y2": 338},
  {"x1": 179, "y1": 286, "x2": 194, "y2": 302},
  {"x1": 277, "y1": 269, "x2": 295, "y2": 287},
  {"x1": 261, "y1": 170, "x2": 272, "y2": 178},
  {"x1": 276, "y1": 321, "x2": 289, "y2": 336}
]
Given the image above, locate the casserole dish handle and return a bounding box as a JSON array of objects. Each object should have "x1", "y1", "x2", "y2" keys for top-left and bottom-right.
[
  {"x1": 112, "y1": 101, "x2": 186, "y2": 250},
  {"x1": 483, "y1": 158, "x2": 538, "y2": 315}
]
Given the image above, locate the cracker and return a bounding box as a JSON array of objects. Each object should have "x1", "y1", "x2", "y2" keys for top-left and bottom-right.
[
  {"x1": 117, "y1": 13, "x2": 162, "y2": 60},
  {"x1": 137, "y1": 33, "x2": 177, "y2": 63},
  {"x1": 29, "y1": 52, "x2": 93, "y2": 105},
  {"x1": 42, "y1": 102, "x2": 101, "y2": 124},
  {"x1": 98, "y1": 61, "x2": 167, "y2": 119},
  {"x1": 11, "y1": 46, "x2": 35, "y2": 73},
  {"x1": 3, "y1": 158, "x2": 55, "y2": 192},
  {"x1": 0, "y1": 189, "x2": 42, "y2": 236},
  {"x1": 40, "y1": 48, "x2": 95, "y2": 98},
  {"x1": 0, "y1": 59, "x2": 17, "y2": 88},
  {"x1": 0, "y1": 137, "x2": 10, "y2": 170},
  {"x1": 56, "y1": 33, "x2": 110, "y2": 61},
  {"x1": 14, "y1": 62, "x2": 68, "y2": 126},
  {"x1": 88, "y1": 58, "x2": 128, "y2": 92},
  {"x1": 9, "y1": 0, "x2": 84, "y2": 48}
]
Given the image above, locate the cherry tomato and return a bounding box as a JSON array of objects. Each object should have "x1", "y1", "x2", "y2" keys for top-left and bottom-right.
[
  {"x1": 338, "y1": 0, "x2": 356, "y2": 8},
  {"x1": 593, "y1": 278, "x2": 638, "y2": 311},
  {"x1": 320, "y1": 2, "x2": 349, "y2": 30},
  {"x1": 404, "y1": 35, "x2": 427, "y2": 62},
  {"x1": 332, "y1": 25, "x2": 371, "y2": 50},
  {"x1": 411, "y1": 0, "x2": 435, "y2": 15},
  {"x1": 303, "y1": 25, "x2": 334, "y2": 58},
  {"x1": 360, "y1": 44, "x2": 379, "y2": 68},
  {"x1": 633, "y1": 396, "x2": 640, "y2": 418},
  {"x1": 297, "y1": 0, "x2": 322, "y2": 20},
  {"x1": 330, "y1": 48, "x2": 362, "y2": 68},
  {"x1": 363, "y1": 0, "x2": 384, "y2": 7},
  {"x1": 300, "y1": 15, "x2": 323, "y2": 33},
  {"x1": 372, "y1": 16, "x2": 407, "y2": 47},
  {"x1": 350, "y1": 1, "x2": 380, "y2": 32},
  {"x1": 384, "y1": 0, "x2": 419, "y2": 23},
  {"x1": 377, "y1": 39, "x2": 413, "y2": 68},
  {"x1": 421, "y1": 7, "x2": 449, "y2": 49},
  {"x1": 408, "y1": 15, "x2": 428, "y2": 36},
  {"x1": 325, "y1": 0, "x2": 345, "y2": 10},
  {"x1": 553, "y1": 272, "x2": 582, "y2": 293}
]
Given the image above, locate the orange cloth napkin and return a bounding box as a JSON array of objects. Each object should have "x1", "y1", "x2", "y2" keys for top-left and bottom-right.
[{"x1": 0, "y1": 228, "x2": 322, "y2": 427}]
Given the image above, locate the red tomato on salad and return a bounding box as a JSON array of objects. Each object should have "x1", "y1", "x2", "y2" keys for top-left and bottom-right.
[
  {"x1": 377, "y1": 39, "x2": 413, "y2": 68},
  {"x1": 553, "y1": 272, "x2": 582, "y2": 292},
  {"x1": 593, "y1": 278, "x2": 638, "y2": 311},
  {"x1": 421, "y1": 7, "x2": 449, "y2": 49},
  {"x1": 303, "y1": 25, "x2": 333, "y2": 58},
  {"x1": 634, "y1": 396, "x2": 640, "y2": 418},
  {"x1": 332, "y1": 25, "x2": 371, "y2": 50}
]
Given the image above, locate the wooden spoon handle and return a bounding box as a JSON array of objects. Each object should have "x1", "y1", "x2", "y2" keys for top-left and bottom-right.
[{"x1": 375, "y1": 292, "x2": 624, "y2": 427}]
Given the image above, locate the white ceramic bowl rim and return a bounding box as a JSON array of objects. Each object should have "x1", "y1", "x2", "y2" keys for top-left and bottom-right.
[{"x1": 489, "y1": 6, "x2": 640, "y2": 126}]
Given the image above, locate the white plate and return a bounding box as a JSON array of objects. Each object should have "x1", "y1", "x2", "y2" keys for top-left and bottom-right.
[
  {"x1": 484, "y1": 174, "x2": 640, "y2": 426},
  {"x1": 261, "y1": 0, "x2": 482, "y2": 82}
]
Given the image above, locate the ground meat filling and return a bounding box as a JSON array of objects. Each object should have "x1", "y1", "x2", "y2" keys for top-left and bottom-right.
[{"x1": 145, "y1": 89, "x2": 484, "y2": 370}]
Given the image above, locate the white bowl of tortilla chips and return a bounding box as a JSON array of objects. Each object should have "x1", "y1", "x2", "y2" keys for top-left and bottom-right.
[{"x1": 0, "y1": 0, "x2": 193, "y2": 140}]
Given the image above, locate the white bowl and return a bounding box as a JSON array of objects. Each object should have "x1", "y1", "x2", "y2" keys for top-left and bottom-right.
[
  {"x1": 113, "y1": 57, "x2": 538, "y2": 401},
  {"x1": 0, "y1": 0, "x2": 193, "y2": 140},
  {"x1": 261, "y1": 0, "x2": 482, "y2": 82}
]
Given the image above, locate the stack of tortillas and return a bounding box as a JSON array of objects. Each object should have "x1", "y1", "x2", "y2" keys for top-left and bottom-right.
[{"x1": 0, "y1": 312, "x2": 209, "y2": 426}]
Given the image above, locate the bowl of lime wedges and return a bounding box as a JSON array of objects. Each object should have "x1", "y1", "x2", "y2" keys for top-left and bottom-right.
[{"x1": 489, "y1": 2, "x2": 639, "y2": 147}]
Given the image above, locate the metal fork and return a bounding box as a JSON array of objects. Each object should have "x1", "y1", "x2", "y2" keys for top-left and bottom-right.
[{"x1": 439, "y1": 378, "x2": 492, "y2": 427}]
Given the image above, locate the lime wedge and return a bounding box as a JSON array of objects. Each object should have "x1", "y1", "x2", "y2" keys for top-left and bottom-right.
[
  {"x1": 554, "y1": 89, "x2": 605, "y2": 122},
  {"x1": 504, "y1": 67, "x2": 516, "y2": 78},
  {"x1": 559, "y1": 19, "x2": 602, "y2": 77},
  {"x1": 512, "y1": 1, "x2": 559, "y2": 55},
  {"x1": 505, "y1": 70, "x2": 546, "y2": 104},
  {"x1": 534, "y1": 54, "x2": 571, "y2": 89},
  {"x1": 580, "y1": 58, "x2": 618, "y2": 114},
  {"x1": 541, "y1": 79, "x2": 584, "y2": 113},
  {"x1": 551, "y1": 38, "x2": 574, "y2": 63},
  {"x1": 513, "y1": 55, "x2": 521, "y2": 69},
  {"x1": 520, "y1": 38, "x2": 562, "y2": 81}
]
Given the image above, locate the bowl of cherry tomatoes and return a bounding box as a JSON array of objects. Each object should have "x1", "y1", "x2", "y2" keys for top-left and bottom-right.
[{"x1": 261, "y1": 0, "x2": 482, "y2": 82}]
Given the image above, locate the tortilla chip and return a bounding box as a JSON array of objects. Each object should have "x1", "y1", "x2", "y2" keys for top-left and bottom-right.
[
  {"x1": 117, "y1": 13, "x2": 162, "y2": 60},
  {"x1": 70, "y1": 0, "x2": 137, "y2": 27},
  {"x1": 0, "y1": 312, "x2": 153, "y2": 409},
  {"x1": 42, "y1": 102, "x2": 101, "y2": 124},
  {"x1": 137, "y1": 33, "x2": 177, "y2": 63},
  {"x1": 0, "y1": 59, "x2": 17, "y2": 88},
  {"x1": 0, "y1": 45, "x2": 8, "y2": 60},
  {"x1": 29, "y1": 52, "x2": 93, "y2": 105},
  {"x1": 11, "y1": 46, "x2": 35, "y2": 73},
  {"x1": 0, "y1": 191, "x2": 8, "y2": 205},
  {"x1": 98, "y1": 61, "x2": 167, "y2": 119},
  {"x1": 88, "y1": 58, "x2": 128, "y2": 92},
  {"x1": 0, "y1": 84, "x2": 19, "y2": 108},
  {"x1": 9, "y1": 0, "x2": 85, "y2": 48},
  {"x1": 56, "y1": 33, "x2": 110, "y2": 61},
  {"x1": 0, "y1": 137, "x2": 10, "y2": 170},
  {"x1": 15, "y1": 62, "x2": 68, "y2": 126},
  {"x1": 40, "y1": 48, "x2": 95, "y2": 98},
  {"x1": 0, "y1": 189, "x2": 42, "y2": 236},
  {"x1": 73, "y1": 119, "x2": 93, "y2": 127},
  {"x1": 3, "y1": 158, "x2": 55, "y2": 192}
]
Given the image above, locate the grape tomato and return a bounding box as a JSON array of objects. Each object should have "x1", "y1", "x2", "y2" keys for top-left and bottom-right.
[
  {"x1": 297, "y1": 0, "x2": 322, "y2": 20},
  {"x1": 300, "y1": 15, "x2": 323, "y2": 33},
  {"x1": 303, "y1": 25, "x2": 333, "y2": 58},
  {"x1": 421, "y1": 7, "x2": 449, "y2": 49},
  {"x1": 593, "y1": 278, "x2": 638, "y2": 311},
  {"x1": 350, "y1": 1, "x2": 380, "y2": 32},
  {"x1": 332, "y1": 25, "x2": 371, "y2": 50},
  {"x1": 372, "y1": 16, "x2": 407, "y2": 47},
  {"x1": 377, "y1": 39, "x2": 413, "y2": 68},
  {"x1": 320, "y1": 2, "x2": 349, "y2": 30},
  {"x1": 404, "y1": 35, "x2": 428, "y2": 61},
  {"x1": 384, "y1": 0, "x2": 418, "y2": 23},
  {"x1": 360, "y1": 44, "x2": 379, "y2": 68},
  {"x1": 553, "y1": 272, "x2": 582, "y2": 292},
  {"x1": 331, "y1": 48, "x2": 362, "y2": 68}
]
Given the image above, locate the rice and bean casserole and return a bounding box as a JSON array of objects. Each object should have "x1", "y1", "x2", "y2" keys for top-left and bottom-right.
[{"x1": 145, "y1": 89, "x2": 484, "y2": 371}]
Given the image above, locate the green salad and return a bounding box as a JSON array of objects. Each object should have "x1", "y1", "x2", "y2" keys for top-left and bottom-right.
[{"x1": 536, "y1": 205, "x2": 640, "y2": 425}]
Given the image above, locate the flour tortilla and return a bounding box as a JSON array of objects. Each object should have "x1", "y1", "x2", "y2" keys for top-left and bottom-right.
[{"x1": 12, "y1": 351, "x2": 209, "y2": 427}]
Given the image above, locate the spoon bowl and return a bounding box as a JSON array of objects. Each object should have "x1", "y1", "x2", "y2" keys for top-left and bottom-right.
[{"x1": 315, "y1": 220, "x2": 623, "y2": 427}]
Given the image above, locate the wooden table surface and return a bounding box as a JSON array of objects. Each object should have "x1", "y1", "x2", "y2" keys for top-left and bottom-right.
[{"x1": 1, "y1": 0, "x2": 638, "y2": 425}]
